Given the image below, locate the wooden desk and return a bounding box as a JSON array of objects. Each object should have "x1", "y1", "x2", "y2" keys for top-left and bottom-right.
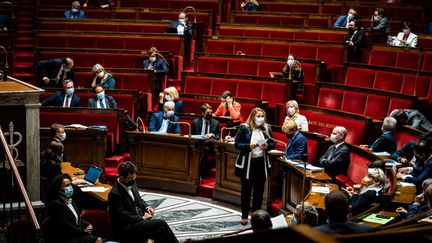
[
  {"x1": 392, "y1": 181, "x2": 417, "y2": 204},
  {"x1": 127, "y1": 131, "x2": 205, "y2": 195},
  {"x1": 304, "y1": 182, "x2": 339, "y2": 209},
  {"x1": 41, "y1": 127, "x2": 107, "y2": 171},
  {"x1": 277, "y1": 157, "x2": 332, "y2": 212},
  {"x1": 61, "y1": 162, "x2": 111, "y2": 202}
]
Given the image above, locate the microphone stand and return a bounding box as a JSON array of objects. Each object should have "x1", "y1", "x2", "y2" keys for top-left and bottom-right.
[
  {"x1": 135, "y1": 117, "x2": 146, "y2": 133},
  {"x1": 168, "y1": 119, "x2": 191, "y2": 137},
  {"x1": 182, "y1": 6, "x2": 197, "y2": 23},
  {"x1": 300, "y1": 153, "x2": 309, "y2": 225},
  {"x1": 220, "y1": 126, "x2": 237, "y2": 142}
]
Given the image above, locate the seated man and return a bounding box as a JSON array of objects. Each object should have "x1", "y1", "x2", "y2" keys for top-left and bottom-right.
[
  {"x1": 36, "y1": 57, "x2": 74, "y2": 88},
  {"x1": 149, "y1": 101, "x2": 181, "y2": 134},
  {"x1": 334, "y1": 7, "x2": 358, "y2": 28},
  {"x1": 251, "y1": 210, "x2": 272, "y2": 233},
  {"x1": 390, "y1": 109, "x2": 432, "y2": 133},
  {"x1": 361, "y1": 117, "x2": 397, "y2": 154},
  {"x1": 317, "y1": 126, "x2": 350, "y2": 178},
  {"x1": 169, "y1": 12, "x2": 192, "y2": 37},
  {"x1": 396, "y1": 178, "x2": 432, "y2": 218},
  {"x1": 83, "y1": 0, "x2": 114, "y2": 9},
  {"x1": 41, "y1": 79, "x2": 81, "y2": 107},
  {"x1": 397, "y1": 140, "x2": 432, "y2": 191},
  {"x1": 48, "y1": 123, "x2": 68, "y2": 162},
  {"x1": 213, "y1": 90, "x2": 241, "y2": 121},
  {"x1": 88, "y1": 84, "x2": 117, "y2": 108},
  {"x1": 282, "y1": 120, "x2": 307, "y2": 162},
  {"x1": 108, "y1": 161, "x2": 178, "y2": 243},
  {"x1": 143, "y1": 49, "x2": 169, "y2": 96},
  {"x1": 391, "y1": 132, "x2": 432, "y2": 167},
  {"x1": 64, "y1": 1, "x2": 86, "y2": 19},
  {"x1": 371, "y1": 8, "x2": 391, "y2": 33},
  {"x1": 314, "y1": 190, "x2": 374, "y2": 234},
  {"x1": 191, "y1": 103, "x2": 220, "y2": 178},
  {"x1": 290, "y1": 203, "x2": 319, "y2": 226}
]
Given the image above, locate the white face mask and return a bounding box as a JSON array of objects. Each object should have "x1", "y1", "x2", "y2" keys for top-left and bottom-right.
[
  {"x1": 287, "y1": 107, "x2": 296, "y2": 116},
  {"x1": 255, "y1": 117, "x2": 265, "y2": 126},
  {"x1": 166, "y1": 110, "x2": 174, "y2": 118},
  {"x1": 97, "y1": 71, "x2": 105, "y2": 78},
  {"x1": 150, "y1": 57, "x2": 156, "y2": 62},
  {"x1": 165, "y1": 95, "x2": 172, "y2": 101},
  {"x1": 287, "y1": 59, "x2": 294, "y2": 67},
  {"x1": 72, "y1": 8, "x2": 79, "y2": 13},
  {"x1": 330, "y1": 134, "x2": 338, "y2": 143}
]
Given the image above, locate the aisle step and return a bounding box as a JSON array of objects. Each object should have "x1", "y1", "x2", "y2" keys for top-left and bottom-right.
[{"x1": 197, "y1": 177, "x2": 215, "y2": 199}]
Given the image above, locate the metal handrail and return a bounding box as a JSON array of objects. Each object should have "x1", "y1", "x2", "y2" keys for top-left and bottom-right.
[{"x1": 0, "y1": 125, "x2": 40, "y2": 230}]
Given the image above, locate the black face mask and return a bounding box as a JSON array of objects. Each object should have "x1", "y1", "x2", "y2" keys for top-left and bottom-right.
[
  {"x1": 286, "y1": 133, "x2": 294, "y2": 139},
  {"x1": 125, "y1": 179, "x2": 135, "y2": 187},
  {"x1": 348, "y1": 27, "x2": 355, "y2": 34},
  {"x1": 205, "y1": 113, "x2": 212, "y2": 120}
]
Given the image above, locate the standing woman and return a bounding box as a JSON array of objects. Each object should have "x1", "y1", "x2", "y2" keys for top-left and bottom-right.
[
  {"x1": 282, "y1": 54, "x2": 304, "y2": 93},
  {"x1": 234, "y1": 107, "x2": 275, "y2": 225},
  {"x1": 284, "y1": 100, "x2": 309, "y2": 131},
  {"x1": 91, "y1": 63, "x2": 115, "y2": 90}
]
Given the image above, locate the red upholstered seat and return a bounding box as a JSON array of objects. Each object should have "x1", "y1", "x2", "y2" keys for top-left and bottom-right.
[
  {"x1": 345, "y1": 67, "x2": 375, "y2": 88},
  {"x1": 394, "y1": 129, "x2": 420, "y2": 150},
  {"x1": 373, "y1": 71, "x2": 403, "y2": 92},
  {"x1": 319, "y1": 33, "x2": 345, "y2": 42},
  {"x1": 306, "y1": 138, "x2": 319, "y2": 165},
  {"x1": 234, "y1": 42, "x2": 263, "y2": 56},
  {"x1": 183, "y1": 76, "x2": 212, "y2": 94},
  {"x1": 257, "y1": 60, "x2": 284, "y2": 77},
  {"x1": 228, "y1": 59, "x2": 259, "y2": 75},
  {"x1": 388, "y1": 98, "x2": 413, "y2": 116},
  {"x1": 197, "y1": 57, "x2": 228, "y2": 73},
  {"x1": 364, "y1": 94, "x2": 389, "y2": 120},
  {"x1": 261, "y1": 82, "x2": 288, "y2": 108},
  {"x1": 280, "y1": 16, "x2": 305, "y2": 26},
  {"x1": 396, "y1": 51, "x2": 421, "y2": 70},
  {"x1": 81, "y1": 210, "x2": 111, "y2": 239},
  {"x1": 422, "y1": 53, "x2": 432, "y2": 72},
  {"x1": 317, "y1": 88, "x2": 343, "y2": 110},
  {"x1": 206, "y1": 41, "x2": 234, "y2": 54},
  {"x1": 210, "y1": 79, "x2": 238, "y2": 96},
  {"x1": 290, "y1": 45, "x2": 317, "y2": 59},
  {"x1": 341, "y1": 91, "x2": 366, "y2": 115},
  {"x1": 369, "y1": 49, "x2": 397, "y2": 67},
  {"x1": 301, "y1": 63, "x2": 318, "y2": 84},
  {"x1": 262, "y1": 43, "x2": 290, "y2": 57},
  {"x1": 316, "y1": 46, "x2": 344, "y2": 68},
  {"x1": 303, "y1": 84, "x2": 316, "y2": 105},
  {"x1": 336, "y1": 152, "x2": 369, "y2": 188},
  {"x1": 272, "y1": 130, "x2": 288, "y2": 152},
  {"x1": 294, "y1": 32, "x2": 319, "y2": 41},
  {"x1": 236, "y1": 81, "x2": 262, "y2": 100},
  {"x1": 269, "y1": 31, "x2": 295, "y2": 39},
  {"x1": 401, "y1": 75, "x2": 431, "y2": 98}
]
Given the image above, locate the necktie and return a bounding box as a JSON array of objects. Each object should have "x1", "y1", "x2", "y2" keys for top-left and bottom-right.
[
  {"x1": 64, "y1": 96, "x2": 70, "y2": 107},
  {"x1": 328, "y1": 146, "x2": 336, "y2": 160},
  {"x1": 204, "y1": 121, "x2": 209, "y2": 135},
  {"x1": 99, "y1": 99, "x2": 105, "y2": 108}
]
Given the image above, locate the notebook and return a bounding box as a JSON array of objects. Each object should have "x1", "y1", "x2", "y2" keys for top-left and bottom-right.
[{"x1": 77, "y1": 165, "x2": 102, "y2": 187}]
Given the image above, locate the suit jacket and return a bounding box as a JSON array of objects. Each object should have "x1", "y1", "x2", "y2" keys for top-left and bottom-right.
[
  {"x1": 391, "y1": 141, "x2": 415, "y2": 162},
  {"x1": 234, "y1": 124, "x2": 275, "y2": 179},
  {"x1": 344, "y1": 29, "x2": 365, "y2": 62},
  {"x1": 285, "y1": 131, "x2": 308, "y2": 162},
  {"x1": 404, "y1": 109, "x2": 432, "y2": 132},
  {"x1": 213, "y1": 101, "x2": 242, "y2": 120},
  {"x1": 41, "y1": 91, "x2": 81, "y2": 107},
  {"x1": 47, "y1": 198, "x2": 95, "y2": 241},
  {"x1": 405, "y1": 157, "x2": 432, "y2": 190},
  {"x1": 143, "y1": 58, "x2": 168, "y2": 75},
  {"x1": 373, "y1": 16, "x2": 391, "y2": 33},
  {"x1": 169, "y1": 21, "x2": 193, "y2": 37},
  {"x1": 158, "y1": 100, "x2": 185, "y2": 113},
  {"x1": 191, "y1": 117, "x2": 220, "y2": 140},
  {"x1": 389, "y1": 32, "x2": 418, "y2": 48},
  {"x1": 317, "y1": 143, "x2": 350, "y2": 178},
  {"x1": 333, "y1": 15, "x2": 350, "y2": 28},
  {"x1": 88, "y1": 95, "x2": 117, "y2": 108},
  {"x1": 64, "y1": 9, "x2": 86, "y2": 19},
  {"x1": 314, "y1": 221, "x2": 374, "y2": 234},
  {"x1": 350, "y1": 189, "x2": 383, "y2": 216},
  {"x1": 370, "y1": 131, "x2": 396, "y2": 154},
  {"x1": 36, "y1": 58, "x2": 74, "y2": 88},
  {"x1": 108, "y1": 181, "x2": 150, "y2": 237},
  {"x1": 405, "y1": 202, "x2": 430, "y2": 219},
  {"x1": 148, "y1": 111, "x2": 181, "y2": 134}
]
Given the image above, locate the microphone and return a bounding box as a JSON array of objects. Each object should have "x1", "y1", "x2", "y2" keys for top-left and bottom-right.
[
  {"x1": 136, "y1": 117, "x2": 146, "y2": 133},
  {"x1": 167, "y1": 119, "x2": 191, "y2": 137},
  {"x1": 220, "y1": 126, "x2": 237, "y2": 142},
  {"x1": 262, "y1": 130, "x2": 287, "y2": 148}
]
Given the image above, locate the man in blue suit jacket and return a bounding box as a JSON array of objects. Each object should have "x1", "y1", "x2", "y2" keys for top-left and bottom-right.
[
  {"x1": 41, "y1": 79, "x2": 81, "y2": 107},
  {"x1": 362, "y1": 117, "x2": 397, "y2": 154},
  {"x1": 143, "y1": 51, "x2": 169, "y2": 96},
  {"x1": 64, "y1": 1, "x2": 86, "y2": 19},
  {"x1": 169, "y1": 12, "x2": 193, "y2": 37},
  {"x1": 88, "y1": 85, "x2": 117, "y2": 108},
  {"x1": 333, "y1": 8, "x2": 357, "y2": 28},
  {"x1": 149, "y1": 101, "x2": 181, "y2": 134},
  {"x1": 283, "y1": 120, "x2": 307, "y2": 162}
]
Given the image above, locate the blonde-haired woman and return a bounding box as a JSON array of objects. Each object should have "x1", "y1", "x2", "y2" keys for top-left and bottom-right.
[
  {"x1": 91, "y1": 64, "x2": 115, "y2": 90},
  {"x1": 234, "y1": 107, "x2": 275, "y2": 225},
  {"x1": 284, "y1": 100, "x2": 308, "y2": 131},
  {"x1": 342, "y1": 167, "x2": 386, "y2": 215},
  {"x1": 282, "y1": 54, "x2": 304, "y2": 93},
  {"x1": 158, "y1": 86, "x2": 184, "y2": 113}
]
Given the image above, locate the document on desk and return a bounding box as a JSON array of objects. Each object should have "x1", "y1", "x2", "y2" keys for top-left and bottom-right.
[
  {"x1": 362, "y1": 213, "x2": 394, "y2": 225},
  {"x1": 294, "y1": 163, "x2": 325, "y2": 173},
  {"x1": 400, "y1": 182, "x2": 416, "y2": 187},
  {"x1": 271, "y1": 214, "x2": 288, "y2": 229},
  {"x1": 311, "y1": 186, "x2": 330, "y2": 194},
  {"x1": 80, "y1": 186, "x2": 109, "y2": 193},
  {"x1": 373, "y1": 151, "x2": 391, "y2": 157}
]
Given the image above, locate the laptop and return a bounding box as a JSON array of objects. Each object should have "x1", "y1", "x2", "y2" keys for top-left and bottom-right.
[{"x1": 77, "y1": 165, "x2": 102, "y2": 187}]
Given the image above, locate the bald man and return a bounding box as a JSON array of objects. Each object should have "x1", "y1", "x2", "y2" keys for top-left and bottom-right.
[{"x1": 317, "y1": 126, "x2": 350, "y2": 178}]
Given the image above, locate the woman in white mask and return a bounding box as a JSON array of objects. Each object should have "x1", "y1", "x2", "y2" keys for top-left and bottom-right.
[
  {"x1": 284, "y1": 99, "x2": 308, "y2": 131},
  {"x1": 282, "y1": 54, "x2": 304, "y2": 93},
  {"x1": 342, "y1": 167, "x2": 386, "y2": 216},
  {"x1": 387, "y1": 21, "x2": 418, "y2": 47},
  {"x1": 158, "y1": 86, "x2": 184, "y2": 113},
  {"x1": 91, "y1": 63, "x2": 115, "y2": 89},
  {"x1": 234, "y1": 107, "x2": 275, "y2": 226}
]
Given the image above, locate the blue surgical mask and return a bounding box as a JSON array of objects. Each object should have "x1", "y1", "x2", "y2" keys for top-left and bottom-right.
[
  {"x1": 290, "y1": 215, "x2": 297, "y2": 225},
  {"x1": 71, "y1": 8, "x2": 79, "y2": 13},
  {"x1": 60, "y1": 132, "x2": 66, "y2": 142},
  {"x1": 255, "y1": 117, "x2": 265, "y2": 126},
  {"x1": 373, "y1": 16, "x2": 380, "y2": 22},
  {"x1": 179, "y1": 18, "x2": 185, "y2": 24},
  {"x1": 64, "y1": 186, "x2": 74, "y2": 198},
  {"x1": 96, "y1": 91, "x2": 105, "y2": 100},
  {"x1": 65, "y1": 87, "x2": 74, "y2": 97},
  {"x1": 165, "y1": 95, "x2": 172, "y2": 101},
  {"x1": 166, "y1": 110, "x2": 175, "y2": 118}
]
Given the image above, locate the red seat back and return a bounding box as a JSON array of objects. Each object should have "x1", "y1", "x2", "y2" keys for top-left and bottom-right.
[
  {"x1": 364, "y1": 94, "x2": 389, "y2": 120},
  {"x1": 317, "y1": 88, "x2": 343, "y2": 110},
  {"x1": 341, "y1": 91, "x2": 366, "y2": 115},
  {"x1": 369, "y1": 49, "x2": 397, "y2": 67},
  {"x1": 345, "y1": 68, "x2": 375, "y2": 88},
  {"x1": 373, "y1": 71, "x2": 403, "y2": 92},
  {"x1": 346, "y1": 152, "x2": 369, "y2": 184}
]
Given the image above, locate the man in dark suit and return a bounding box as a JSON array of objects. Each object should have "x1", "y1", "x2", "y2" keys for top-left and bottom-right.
[
  {"x1": 143, "y1": 51, "x2": 169, "y2": 97},
  {"x1": 41, "y1": 79, "x2": 81, "y2": 107},
  {"x1": 191, "y1": 103, "x2": 220, "y2": 178},
  {"x1": 396, "y1": 178, "x2": 432, "y2": 218},
  {"x1": 314, "y1": 190, "x2": 374, "y2": 234},
  {"x1": 344, "y1": 19, "x2": 365, "y2": 63},
  {"x1": 333, "y1": 7, "x2": 357, "y2": 28},
  {"x1": 48, "y1": 123, "x2": 68, "y2": 162},
  {"x1": 149, "y1": 101, "x2": 181, "y2": 134},
  {"x1": 283, "y1": 119, "x2": 307, "y2": 162},
  {"x1": 362, "y1": 117, "x2": 397, "y2": 154},
  {"x1": 108, "y1": 161, "x2": 178, "y2": 243},
  {"x1": 169, "y1": 11, "x2": 193, "y2": 37},
  {"x1": 317, "y1": 126, "x2": 350, "y2": 178},
  {"x1": 64, "y1": 1, "x2": 86, "y2": 19},
  {"x1": 390, "y1": 109, "x2": 432, "y2": 133},
  {"x1": 88, "y1": 84, "x2": 117, "y2": 108},
  {"x1": 37, "y1": 57, "x2": 74, "y2": 88}
]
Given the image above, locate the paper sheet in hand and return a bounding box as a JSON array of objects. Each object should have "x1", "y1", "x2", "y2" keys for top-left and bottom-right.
[
  {"x1": 257, "y1": 138, "x2": 268, "y2": 146},
  {"x1": 311, "y1": 186, "x2": 330, "y2": 194},
  {"x1": 271, "y1": 214, "x2": 288, "y2": 229},
  {"x1": 80, "y1": 187, "x2": 109, "y2": 193},
  {"x1": 362, "y1": 213, "x2": 394, "y2": 225}
]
